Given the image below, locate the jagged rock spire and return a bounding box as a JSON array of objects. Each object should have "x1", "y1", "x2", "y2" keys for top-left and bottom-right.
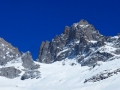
[{"x1": 37, "y1": 19, "x2": 104, "y2": 64}]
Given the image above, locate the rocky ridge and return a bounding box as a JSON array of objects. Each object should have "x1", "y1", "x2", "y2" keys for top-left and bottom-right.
[
  {"x1": 0, "y1": 38, "x2": 40, "y2": 80},
  {"x1": 84, "y1": 68, "x2": 120, "y2": 83},
  {"x1": 37, "y1": 19, "x2": 120, "y2": 67},
  {"x1": 0, "y1": 19, "x2": 120, "y2": 81}
]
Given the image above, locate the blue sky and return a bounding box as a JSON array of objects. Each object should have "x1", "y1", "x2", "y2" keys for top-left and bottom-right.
[{"x1": 0, "y1": 0, "x2": 120, "y2": 60}]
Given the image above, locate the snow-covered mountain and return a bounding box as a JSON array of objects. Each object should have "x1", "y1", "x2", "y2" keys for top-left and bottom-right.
[
  {"x1": 37, "y1": 19, "x2": 120, "y2": 66},
  {"x1": 0, "y1": 38, "x2": 40, "y2": 80},
  {"x1": 0, "y1": 19, "x2": 120, "y2": 90}
]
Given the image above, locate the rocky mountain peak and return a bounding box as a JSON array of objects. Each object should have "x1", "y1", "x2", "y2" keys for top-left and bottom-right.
[
  {"x1": 0, "y1": 38, "x2": 20, "y2": 54},
  {"x1": 37, "y1": 19, "x2": 106, "y2": 64},
  {"x1": 78, "y1": 19, "x2": 89, "y2": 25},
  {"x1": 0, "y1": 38, "x2": 40, "y2": 80},
  {"x1": 0, "y1": 37, "x2": 20, "y2": 65},
  {"x1": 37, "y1": 19, "x2": 120, "y2": 67}
]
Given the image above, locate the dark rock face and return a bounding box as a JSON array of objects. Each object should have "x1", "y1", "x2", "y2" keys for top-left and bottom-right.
[
  {"x1": 38, "y1": 41, "x2": 53, "y2": 63},
  {"x1": 37, "y1": 20, "x2": 103, "y2": 63},
  {"x1": 37, "y1": 19, "x2": 120, "y2": 66},
  {"x1": 0, "y1": 67, "x2": 21, "y2": 79},
  {"x1": 20, "y1": 52, "x2": 40, "y2": 80},
  {"x1": 81, "y1": 52, "x2": 113, "y2": 66},
  {"x1": 21, "y1": 70, "x2": 40, "y2": 80},
  {"x1": 0, "y1": 38, "x2": 40, "y2": 80},
  {"x1": 0, "y1": 50, "x2": 40, "y2": 79},
  {"x1": 22, "y1": 51, "x2": 40, "y2": 70},
  {"x1": 84, "y1": 68, "x2": 120, "y2": 83},
  {"x1": 0, "y1": 38, "x2": 20, "y2": 65}
]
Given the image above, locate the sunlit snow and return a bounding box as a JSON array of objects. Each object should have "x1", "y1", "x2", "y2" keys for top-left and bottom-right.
[{"x1": 0, "y1": 58, "x2": 120, "y2": 90}]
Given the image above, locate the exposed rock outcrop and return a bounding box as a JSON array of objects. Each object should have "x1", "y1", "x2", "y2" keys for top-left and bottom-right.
[
  {"x1": 0, "y1": 67, "x2": 21, "y2": 79},
  {"x1": 22, "y1": 51, "x2": 40, "y2": 70},
  {"x1": 0, "y1": 38, "x2": 20, "y2": 65},
  {"x1": 0, "y1": 38, "x2": 40, "y2": 80},
  {"x1": 37, "y1": 19, "x2": 118, "y2": 67},
  {"x1": 84, "y1": 68, "x2": 120, "y2": 83},
  {"x1": 21, "y1": 70, "x2": 40, "y2": 80}
]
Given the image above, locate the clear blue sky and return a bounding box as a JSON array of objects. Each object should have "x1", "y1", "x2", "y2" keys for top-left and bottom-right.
[{"x1": 0, "y1": 0, "x2": 120, "y2": 60}]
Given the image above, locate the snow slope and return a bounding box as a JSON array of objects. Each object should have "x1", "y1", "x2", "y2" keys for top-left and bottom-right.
[
  {"x1": 1, "y1": 58, "x2": 120, "y2": 90},
  {"x1": 1, "y1": 19, "x2": 120, "y2": 90}
]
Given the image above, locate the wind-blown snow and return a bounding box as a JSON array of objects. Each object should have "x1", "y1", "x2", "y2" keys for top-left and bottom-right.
[{"x1": 57, "y1": 48, "x2": 69, "y2": 57}]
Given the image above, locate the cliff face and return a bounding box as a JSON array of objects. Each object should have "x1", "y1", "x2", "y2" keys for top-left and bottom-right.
[
  {"x1": 0, "y1": 38, "x2": 20, "y2": 65},
  {"x1": 0, "y1": 38, "x2": 40, "y2": 80},
  {"x1": 37, "y1": 19, "x2": 120, "y2": 66}
]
